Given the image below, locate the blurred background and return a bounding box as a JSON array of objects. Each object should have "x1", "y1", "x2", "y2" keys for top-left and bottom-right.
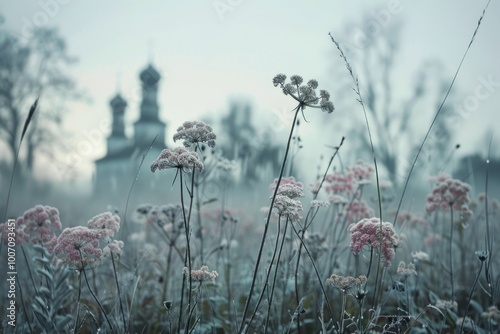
[{"x1": 1, "y1": 0, "x2": 499, "y2": 222}]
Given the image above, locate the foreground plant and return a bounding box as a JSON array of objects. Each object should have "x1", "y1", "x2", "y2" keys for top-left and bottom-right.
[{"x1": 239, "y1": 74, "x2": 334, "y2": 333}]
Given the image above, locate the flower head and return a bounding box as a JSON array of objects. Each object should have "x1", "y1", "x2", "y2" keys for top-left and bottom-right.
[
  {"x1": 87, "y1": 212, "x2": 120, "y2": 238},
  {"x1": 53, "y1": 226, "x2": 102, "y2": 268},
  {"x1": 16, "y1": 205, "x2": 62, "y2": 251},
  {"x1": 0, "y1": 220, "x2": 28, "y2": 245},
  {"x1": 326, "y1": 274, "x2": 367, "y2": 292},
  {"x1": 173, "y1": 121, "x2": 216, "y2": 148},
  {"x1": 183, "y1": 265, "x2": 218, "y2": 282},
  {"x1": 272, "y1": 73, "x2": 334, "y2": 113},
  {"x1": 151, "y1": 147, "x2": 204, "y2": 173},
  {"x1": 348, "y1": 217, "x2": 399, "y2": 266},
  {"x1": 103, "y1": 240, "x2": 124, "y2": 257},
  {"x1": 397, "y1": 261, "x2": 417, "y2": 277},
  {"x1": 426, "y1": 173, "x2": 471, "y2": 214}
]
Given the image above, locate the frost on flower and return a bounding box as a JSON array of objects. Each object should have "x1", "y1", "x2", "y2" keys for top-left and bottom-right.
[
  {"x1": 103, "y1": 240, "x2": 124, "y2": 257},
  {"x1": 53, "y1": 227, "x2": 102, "y2": 268},
  {"x1": 173, "y1": 121, "x2": 216, "y2": 148},
  {"x1": 425, "y1": 173, "x2": 471, "y2": 214},
  {"x1": 151, "y1": 147, "x2": 204, "y2": 172},
  {"x1": 396, "y1": 261, "x2": 416, "y2": 277},
  {"x1": 411, "y1": 251, "x2": 429, "y2": 262},
  {"x1": 348, "y1": 217, "x2": 399, "y2": 266},
  {"x1": 87, "y1": 211, "x2": 120, "y2": 238},
  {"x1": 268, "y1": 177, "x2": 304, "y2": 221},
  {"x1": 16, "y1": 205, "x2": 62, "y2": 251},
  {"x1": 183, "y1": 265, "x2": 218, "y2": 282},
  {"x1": 326, "y1": 274, "x2": 367, "y2": 292},
  {"x1": 272, "y1": 73, "x2": 334, "y2": 113}
]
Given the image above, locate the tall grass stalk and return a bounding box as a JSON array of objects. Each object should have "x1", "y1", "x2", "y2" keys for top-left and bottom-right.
[{"x1": 238, "y1": 104, "x2": 301, "y2": 333}]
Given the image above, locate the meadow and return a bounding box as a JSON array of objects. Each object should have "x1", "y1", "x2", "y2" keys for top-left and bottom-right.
[{"x1": 1, "y1": 4, "x2": 499, "y2": 334}]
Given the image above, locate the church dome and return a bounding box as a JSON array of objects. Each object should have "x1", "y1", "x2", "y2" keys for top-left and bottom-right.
[
  {"x1": 140, "y1": 64, "x2": 160, "y2": 86},
  {"x1": 110, "y1": 94, "x2": 127, "y2": 109}
]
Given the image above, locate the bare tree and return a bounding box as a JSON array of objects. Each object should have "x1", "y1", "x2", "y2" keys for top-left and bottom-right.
[
  {"x1": 0, "y1": 22, "x2": 80, "y2": 176},
  {"x1": 332, "y1": 18, "x2": 457, "y2": 185}
]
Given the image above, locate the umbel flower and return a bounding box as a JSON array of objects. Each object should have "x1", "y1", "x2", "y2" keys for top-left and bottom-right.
[
  {"x1": 183, "y1": 265, "x2": 218, "y2": 282},
  {"x1": 272, "y1": 74, "x2": 334, "y2": 113},
  {"x1": 16, "y1": 205, "x2": 62, "y2": 251},
  {"x1": 270, "y1": 177, "x2": 305, "y2": 221},
  {"x1": 53, "y1": 226, "x2": 102, "y2": 268},
  {"x1": 151, "y1": 147, "x2": 204, "y2": 173},
  {"x1": 173, "y1": 121, "x2": 216, "y2": 149},
  {"x1": 326, "y1": 274, "x2": 367, "y2": 292},
  {"x1": 87, "y1": 211, "x2": 120, "y2": 239},
  {"x1": 348, "y1": 217, "x2": 399, "y2": 266},
  {"x1": 426, "y1": 173, "x2": 471, "y2": 214}
]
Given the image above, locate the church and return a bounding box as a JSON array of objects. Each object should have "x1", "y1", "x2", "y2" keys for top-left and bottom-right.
[{"x1": 94, "y1": 64, "x2": 169, "y2": 198}]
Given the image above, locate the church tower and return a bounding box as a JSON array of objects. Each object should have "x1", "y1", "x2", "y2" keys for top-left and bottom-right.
[
  {"x1": 133, "y1": 64, "x2": 166, "y2": 150},
  {"x1": 107, "y1": 94, "x2": 130, "y2": 155}
]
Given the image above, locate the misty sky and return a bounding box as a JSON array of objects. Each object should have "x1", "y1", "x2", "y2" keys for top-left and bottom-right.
[{"x1": 2, "y1": 0, "x2": 499, "y2": 187}]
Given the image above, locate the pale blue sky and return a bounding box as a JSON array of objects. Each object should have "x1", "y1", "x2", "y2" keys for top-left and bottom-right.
[{"x1": 2, "y1": 0, "x2": 499, "y2": 186}]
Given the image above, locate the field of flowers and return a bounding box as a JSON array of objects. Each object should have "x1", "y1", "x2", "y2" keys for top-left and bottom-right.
[{"x1": 1, "y1": 5, "x2": 499, "y2": 333}]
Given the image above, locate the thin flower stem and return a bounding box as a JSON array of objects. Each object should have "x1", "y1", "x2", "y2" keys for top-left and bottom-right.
[
  {"x1": 450, "y1": 206, "x2": 455, "y2": 301},
  {"x1": 73, "y1": 270, "x2": 82, "y2": 333},
  {"x1": 179, "y1": 170, "x2": 193, "y2": 330},
  {"x1": 460, "y1": 261, "x2": 483, "y2": 334},
  {"x1": 238, "y1": 105, "x2": 301, "y2": 333},
  {"x1": 247, "y1": 215, "x2": 282, "y2": 330},
  {"x1": 78, "y1": 251, "x2": 114, "y2": 333},
  {"x1": 340, "y1": 290, "x2": 347, "y2": 333},
  {"x1": 111, "y1": 252, "x2": 126, "y2": 332},
  {"x1": 290, "y1": 222, "x2": 335, "y2": 325},
  {"x1": 264, "y1": 217, "x2": 289, "y2": 334}
]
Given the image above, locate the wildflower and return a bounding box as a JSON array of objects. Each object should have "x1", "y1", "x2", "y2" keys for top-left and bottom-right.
[
  {"x1": 329, "y1": 194, "x2": 348, "y2": 205},
  {"x1": 482, "y1": 306, "x2": 500, "y2": 322},
  {"x1": 455, "y1": 317, "x2": 473, "y2": 328},
  {"x1": 272, "y1": 73, "x2": 334, "y2": 113},
  {"x1": 273, "y1": 195, "x2": 303, "y2": 221},
  {"x1": 274, "y1": 183, "x2": 305, "y2": 199},
  {"x1": 173, "y1": 121, "x2": 216, "y2": 148},
  {"x1": 344, "y1": 199, "x2": 374, "y2": 222},
  {"x1": 151, "y1": 147, "x2": 204, "y2": 173},
  {"x1": 269, "y1": 176, "x2": 303, "y2": 192},
  {"x1": 347, "y1": 160, "x2": 374, "y2": 185},
  {"x1": 396, "y1": 211, "x2": 427, "y2": 228},
  {"x1": 87, "y1": 212, "x2": 120, "y2": 238},
  {"x1": 183, "y1": 265, "x2": 218, "y2": 282},
  {"x1": 0, "y1": 220, "x2": 28, "y2": 245},
  {"x1": 426, "y1": 173, "x2": 471, "y2": 214},
  {"x1": 53, "y1": 227, "x2": 102, "y2": 268},
  {"x1": 411, "y1": 251, "x2": 429, "y2": 262},
  {"x1": 435, "y1": 299, "x2": 457, "y2": 310},
  {"x1": 311, "y1": 200, "x2": 329, "y2": 208},
  {"x1": 348, "y1": 217, "x2": 399, "y2": 266},
  {"x1": 103, "y1": 240, "x2": 124, "y2": 257},
  {"x1": 397, "y1": 261, "x2": 416, "y2": 277},
  {"x1": 16, "y1": 205, "x2": 62, "y2": 251},
  {"x1": 326, "y1": 274, "x2": 367, "y2": 292}
]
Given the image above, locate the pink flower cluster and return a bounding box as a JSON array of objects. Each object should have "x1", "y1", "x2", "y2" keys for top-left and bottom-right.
[
  {"x1": 87, "y1": 212, "x2": 120, "y2": 238},
  {"x1": 348, "y1": 217, "x2": 399, "y2": 266},
  {"x1": 16, "y1": 205, "x2": 62, "y2": 251},
  {"x1": 0, "y1": 220, "x2": 28, "y2": 245},
  {"x1": 270, "y1": 177, "x2": 304, "y2": 221},
  {"x1": 151, "y1": 147, "x2": 204, "y2": 173},
  {"x1": 53, "y1": 227, "x2": 102, "y2": 268},
  {"x1": 173, "y1": 121, "x2": 216, "y2": 148},
  {"x1": 344, "y1": 199, "x2": 374, "y2": 222},
  {"x1": 396, "y1": 211, "x2": 427, "y2": 228},
  {"x1": 426, "y1": 173, "x2": 471, "y2": 214},
  {"x1": 103, "y1": 240, "x2": 124, "y2": 257},
  {"x1": 319, "y1": 161, "x2": 373, "y2": 196},
  {"x1": 346, "y1": 160, "x2": 374, "y2": 184},
  {"x1": 183, "y1": 265, "x2": 218, "y2": 282}
]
